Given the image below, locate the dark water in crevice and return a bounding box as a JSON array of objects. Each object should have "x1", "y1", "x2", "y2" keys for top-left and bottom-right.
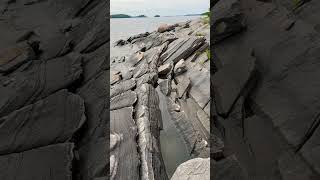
[{"x1": 156, "y1": 87, "x2": 190, "y2": 178}]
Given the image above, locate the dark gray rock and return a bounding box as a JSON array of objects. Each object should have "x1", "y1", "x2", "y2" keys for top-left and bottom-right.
[
  {"x1": 211, "y1": 0, "x2": 246, "y2": 44},
  {"x1": 0, "y1": 53, "x2": 82, "y2": 117},
  {"x1": 137, "y1": 72, "x2": 158, "y2": 87},
  {"x1": 79, "y1": 137, "x2": 107, "y2": 180},
  {"x1": 77, "y1": 71, "x2": 108, "y2": 145},
  {"x1": 0, "y1": 42, "x2": 36, "y2": 73},
  {"x1": 0, "y1": 89, "x2": 85, "y2": 155},
  {"x1": 212, "y1": 155, "x2": 249, "y2": 180},
  {"x1": 212, "y1": 56, "x2": 256, "y2": 117},
  {"x1": 0, "y1": 143, "x2": 74, "y2": 180}
]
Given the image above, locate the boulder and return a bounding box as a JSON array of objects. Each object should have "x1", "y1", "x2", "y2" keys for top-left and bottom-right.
[
  {"x1": 158, "y1": 24, "x2": 176, "y2": 33},
  {"x1": 171, "y1": 158, "x2": 210, "y2": 180},
  {"x1": 174, "y1": 59, "x2": 187, "y2": 76},
  {"x1": 158, "y1": 63, "x2": 172, "y2": 76}
]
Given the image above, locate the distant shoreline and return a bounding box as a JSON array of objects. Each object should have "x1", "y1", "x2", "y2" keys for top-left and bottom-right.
[{"x1": 111, "y1": 14, "x2": 205, "y2": 19}]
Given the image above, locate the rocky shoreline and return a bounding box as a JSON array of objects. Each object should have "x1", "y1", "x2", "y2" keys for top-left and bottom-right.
[{"x1": 110, "y1": 18, "x2": 211, "y2": 179}]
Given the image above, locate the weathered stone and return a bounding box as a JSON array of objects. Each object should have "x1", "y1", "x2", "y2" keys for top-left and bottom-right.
[
  {"x1": 111, "y1": 74, "x2": 122, "y2": 85},
  {"x1": 196, "y1": 109, "x2": 210, "y2": 134},
  {"x1": 0, "y1": 90, "x2": 85, "y2": 155},
  {"x1": 137, "y1": 72, "x2": 158, "y2": 87},
  {"x1": 212, "y1": 56, "x2": 256, "y2": 116},
  {"x1": 110, "y1": 79, "x2": 136, "y2": 98},
  {"x1": 212, "y1": 0, "x2": 246, "y2": 44},
  {"x1": 158, "y1": 63, "x2": 172, "y2": 76},
  {"x1": 0, "y1": 143, "x2": 74, "y2": 180},
  {"x1": 0, "y1": 42, "x2": 36, "y2": 73},
  {"x1": 174, "y1": 59, "x2": 187, "y2": 76},
  {"x1": 0, "y1": 53, "x2": 82, "y2": 117},
  {"x1": 160, "y1": 37, "x2": 205, "y2": 64},
  {"x1": 110, "y1": 91, "x2": 137, "y2": 110},
  {"x1": 158, "y1": 24, "x2": 177, "y2": 33},
  {"x1": 171, "y1": 158, "x2": 210, "y2": 180},
  {"x1": 177, "y1": 77, "x2": 191, "y2": 98},
  {"x1": 79, "y1": 137, "x2": 107, "y2": 180},
  {"x1": 110, "y1": 107, "x2": 139, "y2": 180},
  {"x1": 159, "y1": 79, "x2": 171, "y2": 96},
  {"x1": 212, "y1": 155, "x2": 248, "y2": 180},
  {"x1": 77, "y1": 71, "x2": 108, "y2": 145},
  {"x1": 135, "y1": 83, "x2": 168, "y2": 180}
]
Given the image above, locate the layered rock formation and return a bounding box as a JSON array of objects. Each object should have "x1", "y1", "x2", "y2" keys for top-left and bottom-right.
[
  {"x1": 211, "y1": 0, "x2": 320, "y2": 179},
  {"x1": 0, "y1": 0, "x2": 109, "y2": 179},
  {"x1": 110, "y1": 18, "x2": 211, "y2": 179}
]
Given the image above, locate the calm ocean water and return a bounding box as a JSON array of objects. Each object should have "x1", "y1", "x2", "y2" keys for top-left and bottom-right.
[
  {"x1": 110, "y1": 16, "x2": 200, "y2": 177},
  {"x1": 110, "y1": 16, "x2": 201, "y2": 43}
]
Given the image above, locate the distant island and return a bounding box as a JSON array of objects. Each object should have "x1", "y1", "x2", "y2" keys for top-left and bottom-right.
[
  {"x1": 154, "y1": 15, "x2": 160, "y2": 17},
  {"x1": 111, "y1": 14, "x2": 131, "y2": 18},
  {"x1": 111, "y1": 14, "x2": 147, "y2": 18},
  {"x1": 136, "y1": 15, "x2": 147, "y2": 18}
]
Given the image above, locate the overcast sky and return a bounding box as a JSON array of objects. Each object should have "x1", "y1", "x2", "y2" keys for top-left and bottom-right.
[{"x1": 110, "y1": 0, "x2": 210, "y2": 17}]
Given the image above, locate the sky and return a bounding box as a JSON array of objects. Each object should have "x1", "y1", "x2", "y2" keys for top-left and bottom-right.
[{"x1": 110, "y1": 0, "x2": 210, "y2": 17}]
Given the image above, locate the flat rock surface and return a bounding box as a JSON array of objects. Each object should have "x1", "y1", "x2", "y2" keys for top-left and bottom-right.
[
  {"x1": 0, "y1": 90, "x2": 85, "y2": 155},
  {"x1": 110, "y1": 107, "x2": 140, "y2": 180},
  {"x1": 0, "y1": 143, "x2": 74, "y2": 180},
  {"x1": 171, "y1": 158, "x2": 210, "y2": 180}
]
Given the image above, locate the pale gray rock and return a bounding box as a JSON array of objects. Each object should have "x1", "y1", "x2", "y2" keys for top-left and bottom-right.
[
  {"x1": 110, "y1": 90, "x2": 137, "y2": 111},
  {"x1": 171, "y1": 158, "x2": 210, "y2": 180},
  {"x1": 158, "y1": 63, "x2": 172, "y2": 76},
  {"x1": 174, "y1": 59, "x2": 187, "y2": 76}
]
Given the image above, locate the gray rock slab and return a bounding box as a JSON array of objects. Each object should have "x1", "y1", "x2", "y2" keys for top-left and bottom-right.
[
  {"x1": 160, "y1": 37, "x2": 205, "y2": 64},
  {"x1": 212, "y1": 56, "x2": 256, "y2": 116},
  {"x1": 79, "y1": 137, "x2": 107, "y2": 180},
  {"x1": 110, "y1": 107, "x2": 140, "y2": 180},
  {"x1": 77, "y1": 71, "x2": 108, "y2": 145},
  {"x1": 212, "y1": 155, "x2": 249, "y2": 180},
  {"x1": 0, "y1": 42, "x2": 36, "y2": 73},
  {"x1": 135, "y1": 83, "x2": 168, "y2": 180},
  {"x1": 110, "y1": 90, "x2": 137, "y2": 111},
  {"x1": 0, "y1": 143, "x2": 74, "y2": 180},
  {"x1": 171, "y1": 158, "x2": 210, "y2": 180},
  {"x1": 0, "y1": 89, "x2": 85, "y2": 155},
  {"x1": 110, "y1": 79, "x2": 136, "y2": 98},
  {"x1": 0, "y1": 53, "x2": 82, "y2": 117}
]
